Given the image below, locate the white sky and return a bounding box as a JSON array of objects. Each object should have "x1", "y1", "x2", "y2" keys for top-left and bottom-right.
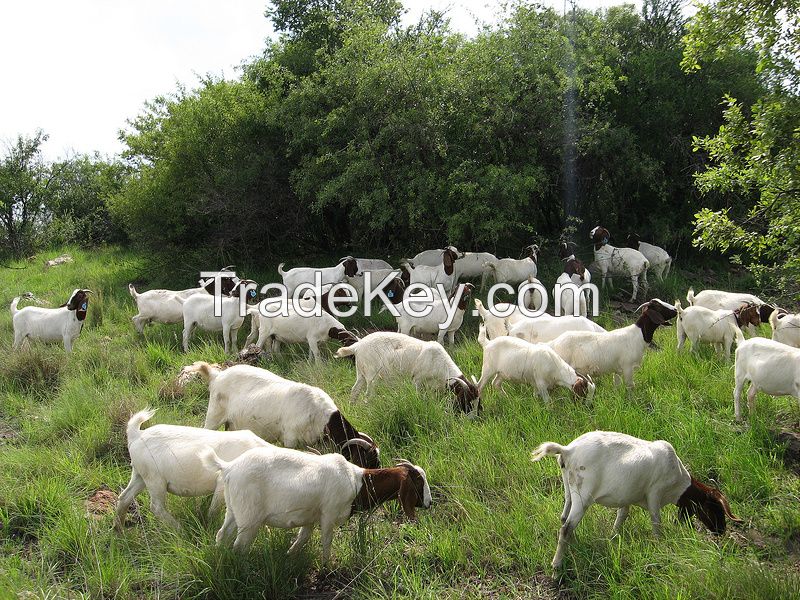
[{"x1": 0, "y1": 1, "x2": 641, "y2": 160}]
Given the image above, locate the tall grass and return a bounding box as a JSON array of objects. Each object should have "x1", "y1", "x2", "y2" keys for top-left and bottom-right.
[{"x1": 0, "y1": 247, "x2": 798, "y2": 598}]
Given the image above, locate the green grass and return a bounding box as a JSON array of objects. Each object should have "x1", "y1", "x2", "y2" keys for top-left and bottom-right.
[{"x1": 1, "y1": 246, "x2": 798, "y2": 599}]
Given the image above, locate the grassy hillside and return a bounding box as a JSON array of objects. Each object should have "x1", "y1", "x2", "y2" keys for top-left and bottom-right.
[{"x1": 0, "y1": 247, "x2": 798, "y2": 599}]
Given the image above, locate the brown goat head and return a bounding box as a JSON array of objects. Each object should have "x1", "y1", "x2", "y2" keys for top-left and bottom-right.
[{"x1": 676, "y1": 477, "x2": 741, "y2": 534}]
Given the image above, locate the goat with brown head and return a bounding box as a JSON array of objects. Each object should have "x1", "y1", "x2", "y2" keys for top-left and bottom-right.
[
  {"x1": 352, "y1": 459, "x2": 432, "y2": 519},
  {"x1": 733, "y1": 302, "x2": 761, "y2": 329},
  {"x1": 676, "y1": 477, "x2": 742, "y2": 534},
  {"x1": 65, "y1": 289, "x2": 92, "y2": 321},
  {"x1": 442, "y1": 246, "x2": 460, "y2": 276},
  {"x1": 324, "y1": 411, "x2": 380, "y2": 469},
  {"x1": 590, "y1": 226, "x2": 611, "y2": 250},
  {"x1": 339, "y1": 256, "x2": 359, "y2": 278},
  {"x1": 635, "y1": 299, "x2": 678, "y2": 343},
  {"x1": 626, "y1": 233, "x2": 641, "y2": 249}
]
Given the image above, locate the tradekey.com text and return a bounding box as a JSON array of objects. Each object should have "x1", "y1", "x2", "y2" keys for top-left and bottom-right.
[{"x1": 200, "y1": 270, "x2": 600, "y2": 330}]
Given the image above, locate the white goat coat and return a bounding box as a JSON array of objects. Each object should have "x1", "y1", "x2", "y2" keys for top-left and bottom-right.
[
  {"x1": 687, "y1": 289, "x2": 764, "y2": 311},
  {"x1": 278, "y1": 262, "x2": 351, "y2": 296},
  {"x1": 484, "y1": 257, "x2": 537, "y2": 286},
  {"x1": 532, "y1": 431, "x2": 691, "y2": 568},
  {"x1": 592, "y1": 244, "x2": 649, "y2": 302},
  {"x1": 115, "y1": 409, "x2": 270, "y2": 529},
  {"x1": 403, "y1": 262, "x2": 458, "y2": 294},
  {"x1": 548, "y1": 323, "x2": 647, "y2": 387},
  {"x1": 356, "y1": 258, "x2": 392, "y2": 271},
  {"x1": 337, "y1": 332, "x2": 466, "y2": 400},
  {"x1": 771, "y1": 311, "x2": 800, "y2": 348},
  {"x1": 11, "y1": 296, "x2": 85, "y2": 352},
  {"x1": 129, "y1": 285, "x2": 205, "y2": 332},
  {"x1": 393, "y1": 291, "x2": 467, "y2": 344},
  {"x1": 182, "y1": 293, "x2": 249, "y2": 354},
  {"x1": 410, "y1": 248, "x2": 445, "y2": 267},
  {"x1": 510, "y1": 315, "x2": 605, "y2": 344},
  {"x1": 477, "y1": 335, "x2": 594, "y2": 401},
  {"x1": 203, "y1": 364, "x2": 339, "y2": 448},
  {"x1": 676, "y1": 304, "x2": 741, "y2": 360},
  {"x1": 733, "y1": 337, "x2": 800, "y2": 420},
  {"x1": 455, "y1": 252, "x2": 497, "y2": 287},
  {"x1": 634, "y1": 241, "x2": 671, "y2": 281},
  {"x1": 474, "y1": 299, "x2": 530, "y2": 340},
  {"x1": 554, "y1": 273, "x2": 587, "y2": 317}
]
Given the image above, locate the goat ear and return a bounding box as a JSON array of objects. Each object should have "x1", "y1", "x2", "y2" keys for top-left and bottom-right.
[
  {"x1": 398, "y1": 472, "x2": 418, "y2": 520},
  {"x1": 443, "y1": 250, "x2": 454, "y2": 275},
  {"x1": 646, "y1": 307, "x2": 665, "y2": 325}
]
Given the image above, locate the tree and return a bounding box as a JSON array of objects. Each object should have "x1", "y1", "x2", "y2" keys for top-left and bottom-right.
[
  {"x1": 683, "y1": 0, "x2": 800, "y2": 296},
  {"x1": 0, "y1": 131, "x2": 59, "y2": 256}
]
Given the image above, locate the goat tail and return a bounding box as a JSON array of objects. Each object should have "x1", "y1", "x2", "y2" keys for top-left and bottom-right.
[
  {"x1": 126, "y1": 408, "x2": 157, "y2": 443},
  {"x1": 477, "y1": 323, "x2": 488, "y2": 348},
  {"x1": 128, "y1": 283, "x2": 138, "y2": 299},
  {"x1": 180, "y1": 360, "x2": 220, "y2": 384},
  {"x1": 769, "y1": 309, "x2": 780, "y2": 330},
  {"x1": 200, "y1": 448, "x2": 231, "y2": 475},
  {"x1": 335, "y1": 344, "x2": 358, "y2": 359},
  {"x1": 277, "y1": 262, "x2": 288, "y2": 276},
  {"x1": 10, "y1": 296, "x2": 20, "y2": 317},
  {"x1": 687, "y1": 288, "x2": 695, "y2": 306},
  {"x1": 674, "y1": 299, "x2": 683, "y2": 315},
  {"x1": 734, "y1": 327, "x2": 746, "y2": 347},
  {"x1": 531, "y1": 441, "x2": 569, "y2": 462}
]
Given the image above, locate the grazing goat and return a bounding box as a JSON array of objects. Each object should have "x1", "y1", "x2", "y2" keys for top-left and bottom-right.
[
  {"x1": 508, "y1": 314, "x2": 606, "y2": 344},
  {"x1": 531, "y1": 431, "x2": 740, "y2": 569},
  {"x1": 626, "y1": 234, "x2": 672, "y2": 281},
  {"x1": 770, "y1": 309, "x2": 800, "y2": 348},
  {"x1": 248, "y1": 298, "x2": 359, "y2": 361},
  {"x1": 675, "y1": 299, "x2": 759, "y2": 360},
  {"x1": 202, "y1": 447, "x2": 430, "y2": 561},
  {"x1": 278, "y1": 257, "x2": 359, "y2": 296},
  {"x1": 129, "y1": 285, "x2": 205, "y2": 333},
  {"x1": 335, "y1": 331, "x2": 480, "y2": 413},
  {"x1": 483, "y1": 245, "x2": 539, "y2": 286},
  {"x1": 184, "y1": 362, "x2": 380, "y2": 468},
  {"x1": 115, "y1": 409, "x2": 270, "y2": 530},
  {"x1": 401, "y1": 246, "x2": 460, "y2": 293},
  {"x1": 11, "y1": 289, "x2": 92, "y2": 352},
  {"x1": 393, "y1": 283, "x2": 474, "y2": 345},
  {"x1": 477, "y1": 326, "x2": 594, "y2": 401},
  {"x1": 733, "y1": 334, "x2": 800, "y2": 421},
  {"x1": 181, "y1": 280, "x2": 258, "y2": 354},
  {"x1": 474, "y1": 298, "x2": 527, "y2": 340},
  {"x1": 590, "y1": 226, "x2": 649, "y2": 302},
  {"x1": 687, "y1": 288, "x2": 776, "y2": 335},
  {"x1": 548, "y1": 299, "x2": 677, "y2": 389}
]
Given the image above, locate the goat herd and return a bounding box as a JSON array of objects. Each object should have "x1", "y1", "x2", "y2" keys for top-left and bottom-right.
[{"x1": 7, "y1": 225, "x2": 800, "y2": 570}]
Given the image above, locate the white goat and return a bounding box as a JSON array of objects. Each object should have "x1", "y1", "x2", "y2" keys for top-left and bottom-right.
[
  {"x1": 393, "y1": 283, "x2": 474, "y2": 345},
  {"x1": 509, "y1": 314, "x2": 605, "y2": 344},
  {"x1": 356, "y1": 258, "x2": 393, "y2": 271},
  {"x1": 675, "y1": 299, "x2": 759, "y2": 360},
  {"x1": 531, "y1": 431, "x2": 740, "y2": 569},
  {"x1": 182, "y1": 280, "x2": 258, "y2": 354},
  {"x1": 733, "y1": 334, "x2": 800, "y2": 421},
  {"x1": 335, "y1": 331, "x2": 480, "y2": 413},
  {"x1": 202, "y1": 447, "x2": 430, "y2": 561},
  {"x1": 548, "y1": 299, "x2": 677, "y2": 388},
  {"x1": 477, "y1": 327, "x2": 595, "y2": 401},
  {"x1": 401, "y1": 246, "x2": 460, "y2": 293},
  {"x1": 770, "y1": 310, "x2": 800, "y2": 348},
  {"x1": 248, "y1": 299, "x2": 358, "y2": 361},
  {"x1": 590, "y1": 226, "x2": 649, "y2": 301},
  {"x1": 626, "y1": 234, "x2": 672, "y2": 281},
  {"x1": 128, "y1": 285, "x2": 205, "y2": 333},
  {"x1": 278, "y1": 257, "x2": 359, "y2": 296},
  {"x1": 474, "y1": 298, "x2": 527, "y2": 340},
  {"x1": 454, "y1": 251, "x2": 498, "y2": 289},
  {"x1": 687, "y1": 288, "x2": 776, "y2": 335},
  {"x1": 11, "y1": 289, "x2": 92, "y2": 352},
  {"x1": 115, "y1": 409, "x2": 270, "y2": 530},
  {"x1": 183, "y1": 361, "x2": 380, "y2": 468},
  {"x1": 410, "y1": 247, "x2": 455, "y2": 267},
  {"x1": 483, "y1": 245, "x2": 538, "y2": 286}
]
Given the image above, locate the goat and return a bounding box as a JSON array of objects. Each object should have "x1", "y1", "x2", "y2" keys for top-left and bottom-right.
[
  {"x1": 278, "y1": 257, "x2": 359, "y2": 297},
  {"x1": 410, "y1": 247, "x2": 461, "y2": 267},
  {"x1": 181, "y1": 280, "x2": 258, "y2": 354},
  {"x1": 474, "y1": 298, "x2": 527, "y2": 341},
  {"x1": 356, "y1": 258, "x2": 393, "y2": 272},
  {"x1": 590, "y1": 226, "x2": 649, "y2": 302},
  {"x1": 247, "y1": 298, "x2": 359, "y2": 362},
  {"x1": 626, "y1": 234, "x2": 672, "y2": 281},
  {"x1": 687, "y1": 288, "x2": 776, "y2": 335},
  {"x1": 453, "y1": 251, "x2": 498, "y2": 289},
  {"x1": 477, "y1": 326, "x2": 594, "y2": 401},
  {"x1": 393, "y1": 283, "x2": 474, "y2": 345},
  {"x1": 483, "y1": 245, "x2": 539, "y2": 287},
  {"x1": 675, "y1": 299, "x2": 759, "y2": 360},
  {"x1": 547, "y1": 299, "x2": 677, "y2": 388},
  {"x1": 115, "y1": 408, "x2": 270, "y2": 530},
  {"x1": 129, "y1": 285, "x2": 205, "y2": 333},
  {"x1": 400, "y1": 246, "x2": 460, "y2": 293},
  {"x1": 335, "y1": 331, "x2": 480, "y2": 413},
  {"x1": 508, "y1": 314, "x2": 606, "y2": 344},
  {"x1": 183, "y1": 361, "x2": 380, "y2": 468},
  {"x1": 733, "y1": 333, "x2": 800, "y2": 421},
  {"x1": 11, "y1": 289, "x2": 92, "y2": 352},
  {"x1": 532, "y1": 430, "x2": 740, "y2": 569},
  {"x1": 202, "y1": 447, "x2": 430, "y2": 562},
  {"x1": 555, "y1": 242, "x2": 592, "y2": 317},
  {"x1": 770, "y1": 309, "x2": 800, "y2": 348}
]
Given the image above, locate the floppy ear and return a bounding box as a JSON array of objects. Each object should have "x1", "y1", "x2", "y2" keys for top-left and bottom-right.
[
  {"x1": 645, "y1": 307, "x2": 666, "y2": 325},
  {"x1": 398, "y1": 470, "x2": 419, "y2": 519},
  {"x1": 443, "y1": 250, "x2": 454, "y2": 275}
]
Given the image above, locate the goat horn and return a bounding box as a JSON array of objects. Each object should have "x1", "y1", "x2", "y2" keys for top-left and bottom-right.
[
  {"x1": 470, "y1": 375, "x2": 478, "y2": 386},
  {"x1": 357, "y1": 431, "x2": 376, "y2": 445},
  {"x1": 83, "y1": 289, "x2": 94, "y2": 294},
  {"x1": 394, "y1": 459, "x2": 413, "y2": 467},
  {"x1": 341, "y1": 438, "x2": 374, "y2": 451},
  {"x1": 635, "y1": 302, "x2": 648, "y2": 312},
  {"x1": 306, "y1": 446, "x2": 322, "y2": 455}
]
